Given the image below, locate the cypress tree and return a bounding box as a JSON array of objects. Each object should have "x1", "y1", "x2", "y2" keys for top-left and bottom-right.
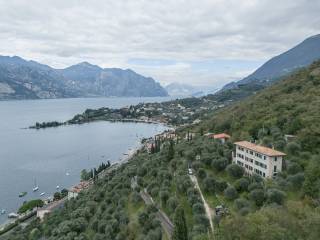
[
  {"x1": 172, "y1": 206, "x2": 188, "y2": 240},
  {"x1": 167, "y1": 140, "x2": 175, "y2": 161}
]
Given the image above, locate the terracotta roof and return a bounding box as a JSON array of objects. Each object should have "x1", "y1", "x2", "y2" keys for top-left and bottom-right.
[
  {"x1": 234, "y1": 141, "x2": 286, "y2": 157},
  {"x1": 69, "y1": 181, "x2": 90, "y2": 193},
  {"x1": 213, "y1": 133, "x2": 231, "y2": 139}
]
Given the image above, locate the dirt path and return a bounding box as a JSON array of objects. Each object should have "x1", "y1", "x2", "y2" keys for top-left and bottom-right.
[{"x1": 189, "y1": 174, "x2": 214, "y2": 234}]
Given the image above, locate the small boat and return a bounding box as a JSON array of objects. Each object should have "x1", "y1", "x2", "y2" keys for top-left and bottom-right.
[
  {"x1": 19, "y1": 192, "x2": 27, "y2": 197},
  {"x1": 56, "y1": 185, "x2": 60, "y2": 189},
  {"x1": 40, "y1": 192, "x2": 45, "y2": 196},
  {"x1": 1, "y1": 209, "x2": 6, "y2": 215},
  {"x1": 66, "y1": 172, "x2": 70, "y2": 176},
  {"x1": 8, "y1": 213, "x2": 19, "y2": 218},
  {"x1": 33, "y1": 178, "x2": 39, "y2": 192}
]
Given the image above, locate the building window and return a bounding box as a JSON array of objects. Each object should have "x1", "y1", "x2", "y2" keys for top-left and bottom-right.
[
  {"x1": 274, "y1": 166, "x2": 277, "y2": 172},
  {"x1": 274, "y1": 157, "x2": 278, "y2": 161}
]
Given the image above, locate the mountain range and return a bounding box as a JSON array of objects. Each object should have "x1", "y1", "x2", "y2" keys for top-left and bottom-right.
[
  {"x1": 222, "y1": 34, "x2": 320, "y2": 90},
  {"x1": 0, "y1": 56, "x2": 168, "y2": 100},
  {"x1": 165, "y1": 82, "x2": 219, "y2": 97}
]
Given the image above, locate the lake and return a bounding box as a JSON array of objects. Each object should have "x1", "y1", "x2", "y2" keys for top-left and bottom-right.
[{"x1": 0, "y1": 97, "x2": 172, "y2": 224}]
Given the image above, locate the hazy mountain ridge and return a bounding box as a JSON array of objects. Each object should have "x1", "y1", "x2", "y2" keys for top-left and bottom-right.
[
  {"x1": 222, "y1": 34, "x2": 320, "y2": 90},
  {"x1": 0, "y1": 56, "x2": 168, "y2": 100},
  {"x1": 165, "y1": 82, "x2": 219, "y2": 97}
]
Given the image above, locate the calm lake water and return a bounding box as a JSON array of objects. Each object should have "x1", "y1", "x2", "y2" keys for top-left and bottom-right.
[{"x1": 0, "y1": 97, "x2": 172, "y2": 224}]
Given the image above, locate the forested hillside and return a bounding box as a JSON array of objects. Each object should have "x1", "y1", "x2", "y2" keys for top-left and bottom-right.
[
  {"x1": 4, "y1": 62, "x2": 320, "y2": 240},
  {"x1": 201, "y1": 60, "x2": 320, "y2": 153}
]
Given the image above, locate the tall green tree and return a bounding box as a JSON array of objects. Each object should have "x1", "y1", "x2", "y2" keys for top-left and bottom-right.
[
  {"x1": 167, "y1": 140, "x2": 175, "y2": 161},
  {"x1": 173, "y1": 206, "x2": 188, "y2": 240}
]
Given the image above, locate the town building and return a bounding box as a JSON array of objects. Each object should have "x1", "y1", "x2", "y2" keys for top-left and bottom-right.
[
  {"x1": 67, "y1": 181, "x2": 90, "y2": 200},
  {"x1": 232, "y1": 141, "x2": 286, "y2": 178},
  {"x1": 208, "y1": 133, "x2": 231, "y2": 144}
]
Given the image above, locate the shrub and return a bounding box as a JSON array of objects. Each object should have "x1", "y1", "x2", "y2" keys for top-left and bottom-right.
[
  {"x1": 193, "y1": 214, "x2": 209, "y2": 228},
  {"x1": 160, "y1": 190, "x2": 170, "y2": 205},
  {"x1": 239, "y1": 207, "x2": 251, "y2": 216},
  {"x1": 250, "y1": 174, "x2": 263, "y2": 183},
  {"x1": 215, "y1": 180, "x2": 228, "y2": 193},
  {"x1": 167, "y1": 197, "x2": 178, "y2": 213},
  {"x1": 211, "y1": 158, "x2": 228, "y2": 172},
  {"x1": 287, "y1": 173, "x2": 305, "y2": 190},
  {"x1": 234, "y1": 178, "x2": 249, "y2": 192},
  {"x1": 286, "y1": 142, "x2": 301, "y2": 155},
  {"x1": 266, "y1": 189, "x2": 286, "y2": 205},
  {"x1": 249, "y1": 189, "x2": 265, "y2": 207},
  {"x1": 224, "y1": 186, "x2": 238, "y2": 200},
  {"x1": 234, "y1": 198, "x2": 250, "y2": 211},
  {"x1": 248, "y1": 182, "x2": 263, "y2": 191},
  {"x1": 150, "y1": 187, "x2": 159, "y2": 198},
  {"x1": 226, "y1": 164, "x2": 244, "y2": 179},
  {"x1": 287, "y1": 162, "x2": 303, "y2": 175},
  {"x1": 197, "y1": 168, "x2": 207, "y2": 179},
  {"x1": 192, "y1": 203, "x2": 205, "y2": 215},
  {"x1": 203, "y1": 177, "x2": 216, "y2": 194}
]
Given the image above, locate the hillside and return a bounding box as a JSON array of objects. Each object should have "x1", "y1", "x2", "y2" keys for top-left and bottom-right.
[
  {"x1": 3, "y1": 62, "x2": 320, "y2": 240},
  {"x1": 0, "y1": 56, "x2": 168, "y2": 100},
  {"x1": 202, "y1": 61, "x2": 320, "y2": 153},
  {"x1": 223, "y1": 34, "x2": 320, "y2": 91}
]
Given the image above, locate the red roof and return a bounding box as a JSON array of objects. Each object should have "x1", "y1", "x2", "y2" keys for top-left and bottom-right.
[
  {"x1": 235, "y1": 141, "x2": 286, "y2": 157},
  {"x1": 213, "y1": 133, "x2": 231, "y2": 139}
]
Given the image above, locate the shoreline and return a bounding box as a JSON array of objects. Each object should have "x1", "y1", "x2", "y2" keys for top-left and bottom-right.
[
  {"x1": 0, "y1": 126, "x2": 169, "y2": 232},
  {"x1": 29, "y1": 118, "x2": 171, "y2": 130}
]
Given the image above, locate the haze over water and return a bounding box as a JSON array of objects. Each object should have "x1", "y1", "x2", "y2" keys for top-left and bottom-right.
[{"x1": 0, "y1": 97, "x2": 171, "y2": 224}]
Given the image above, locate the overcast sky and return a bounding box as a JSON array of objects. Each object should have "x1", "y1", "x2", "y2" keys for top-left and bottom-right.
[{"x1": 0, "y1": 0, "x2": 319, "y2": 87}]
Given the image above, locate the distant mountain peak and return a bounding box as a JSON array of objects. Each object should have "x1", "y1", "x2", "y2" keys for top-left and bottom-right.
[
  {"x1": 0, "y1": 55, "x2": 168, "y2": 99},
  {"x1": 76, "y1": 61, "x2": 101, "y2": 69},
  {"x1": 221, "y1": 34, "x2": 320, "y2": 91}
]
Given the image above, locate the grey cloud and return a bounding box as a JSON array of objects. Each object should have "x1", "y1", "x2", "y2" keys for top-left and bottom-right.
[{"x1": 0, "y1": 0, "x2": 319, "y2": 86}]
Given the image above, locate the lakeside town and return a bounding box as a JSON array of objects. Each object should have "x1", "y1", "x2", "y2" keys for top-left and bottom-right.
[{"x1": 29, "y1": 95, "x2": 231, "y2": 129}]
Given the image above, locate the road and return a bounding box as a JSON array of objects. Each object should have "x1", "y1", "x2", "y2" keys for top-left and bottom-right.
[
  {"x1": 189, "y1": 174, "x2": 214, "y2": 234},
  {"x1": 132, "y1": 177, "x2": 174, "y2": 238}
]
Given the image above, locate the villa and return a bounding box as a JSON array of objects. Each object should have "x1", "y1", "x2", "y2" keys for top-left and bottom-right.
[{"x1": 232, "y1": 141, "x2": 286, "y2": 178}]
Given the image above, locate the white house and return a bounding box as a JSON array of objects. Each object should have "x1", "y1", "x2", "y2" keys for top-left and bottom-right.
[
  {"x1": 232, "y1": 141, "x2": 286, "y2": 178},
  {"x1": 67, "y1": 181, "x2": 90, "y2": 200}
]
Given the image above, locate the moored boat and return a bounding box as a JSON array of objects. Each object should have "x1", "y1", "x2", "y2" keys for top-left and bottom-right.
[
  {"x1": 19, "y1": 191, "x2": 27, "y2": 197},
  {"x1": 8, "y1": 212, "x2": 19, "y2": 218},
  {"x1": 33, "y1": 178, "x2": 39, "y2": 192}
]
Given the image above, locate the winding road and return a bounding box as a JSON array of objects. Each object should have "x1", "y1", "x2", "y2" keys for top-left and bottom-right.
[{"x1": 131, "y1": 177, "x2": 174, "y2": 239}]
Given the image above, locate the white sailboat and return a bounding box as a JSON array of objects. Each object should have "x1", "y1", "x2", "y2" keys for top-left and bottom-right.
[{"x1": 33, "y1": 178, "x2": 39, "y2": 192}]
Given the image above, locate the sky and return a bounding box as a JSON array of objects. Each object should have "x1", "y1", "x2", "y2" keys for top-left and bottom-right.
[{"x1": 0, "y1": 0, "x2": 319, "y2": 88}]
